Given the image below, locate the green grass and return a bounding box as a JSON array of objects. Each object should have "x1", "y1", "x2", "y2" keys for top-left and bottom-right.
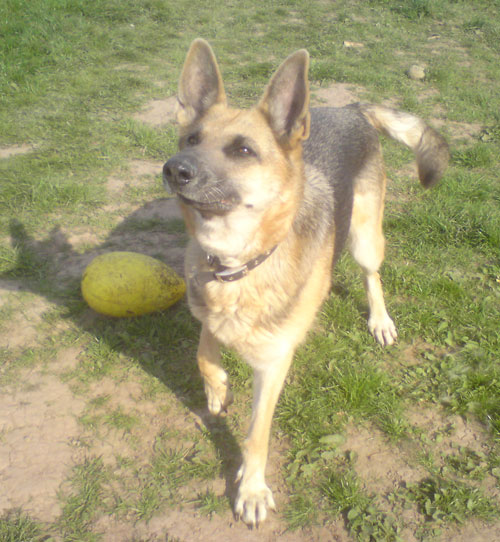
[
  {"x1": 322, "y1": 469, "x2": 403, "y2": 542},
  {"x1": 407, "y1": 476, "x2": 498, "y2": 524},
  {"x1": 1, "y1": 0, "x2": 500, "y2": 541},
  {"x1": 0, "y1": 510, "x2": 50, "y2": 542},
  {"x1": 194, "y1": 490, "x2": 230, "y2": 517},
  {"x1": 58, "y1": 458, "x2": 108, "y2": 542}
]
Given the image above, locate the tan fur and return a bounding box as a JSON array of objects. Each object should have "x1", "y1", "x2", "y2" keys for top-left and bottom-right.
[
  {"x1": 360, "y1": 104, "x2": 449, "y2": 187},
  {"x1": 163, "y1": 39, "x2": 449, "y2": 526}
]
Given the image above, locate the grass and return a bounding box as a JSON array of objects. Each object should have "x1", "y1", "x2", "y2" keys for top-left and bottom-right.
[
  {"x1": 322, "y1": 469, "x2": 403, "y2": 542},
  {"x1": 407, "y1": 476, "x2": 498, "y2": 524},
  {"x1": 58, "y1": 458, "x2": 107, "y2": 542},
  {"x1": 1, "y1": 0, "x2": 500, "y2": 541},
  {"x1": 0, "y1": 510, "x2": 50, "y2": 542}
]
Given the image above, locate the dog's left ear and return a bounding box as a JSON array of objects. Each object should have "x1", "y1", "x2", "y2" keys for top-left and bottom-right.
[
  {"x1": 177, "y1": 38, "x2": 227, "y2": 126},
  {"x1": 258, "y1": 50, "x2": 310, "y2": 145}
]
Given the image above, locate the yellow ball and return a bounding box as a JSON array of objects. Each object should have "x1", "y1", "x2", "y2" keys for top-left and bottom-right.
[{"x1": 81, "y1": 252, "x2": 185, "y2": 317}]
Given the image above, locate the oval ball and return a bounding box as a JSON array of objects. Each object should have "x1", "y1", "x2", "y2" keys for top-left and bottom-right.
[{"x1": 81, "y1": 251, "x2": 185, "y2": 317}]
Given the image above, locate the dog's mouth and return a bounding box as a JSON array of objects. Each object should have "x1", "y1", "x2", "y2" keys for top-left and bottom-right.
[{"x1": 178, "y1": 193, "x2": 240, "y2": 217}]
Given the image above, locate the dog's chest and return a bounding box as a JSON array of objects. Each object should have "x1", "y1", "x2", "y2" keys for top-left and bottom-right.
[
  {"x1": 186, "y1": 260, "x2": 296, "y2": 362},
  {"x1": 190, "y1": 278, "x2": 271, "y2": 340}
]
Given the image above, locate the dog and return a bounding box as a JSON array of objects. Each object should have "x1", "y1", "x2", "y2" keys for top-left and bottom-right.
[{"x1": 163, "y1": 38, "x2": 449, "y2": 526}]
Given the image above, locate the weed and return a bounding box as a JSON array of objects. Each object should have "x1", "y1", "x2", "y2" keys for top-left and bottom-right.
[
  {"x1": 370, "y1": 0, "x2": 436, "y2": 19},
  {"x1": 194, "y1": 490, "x2": 229, "y2": 517},
  {"x1": 453, "y1": 143, "x2": 493, "y2": 168},
  {"x1": 442, "y1": 445, "x2": 489, "y2": 481},
  {"x1": 0, "y1": 222, "x2": 49, "y2": 278},
  {"x1": 284, "y1": 493, "x2": 318, "y2": 530},
  {"x1": 58, "y1": 457, "x2": 107, "y2": 541},
  {"x1": 0, "y1": 510, "x2": 50, "y2": 542},
  {"x1": 125, "y1": 440, "x2": 223, "y2": 521},
  {"x1": 322, "y1": 469, "x2": 403, "y2": 541},
  {"x1": 103, "y1": 407, "x2": 139, "y2": 433},
  {"x1": 79, "y1": 336, "x2": 123, "y2": 379},
  {"x1": 406, "y1": 476, "x2": 498, "y2": 523}
]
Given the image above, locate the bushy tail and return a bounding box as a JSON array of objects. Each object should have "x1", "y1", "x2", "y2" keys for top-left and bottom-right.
[{"x1": 359, "y1": 103, "x2": 449, "y2": 188}]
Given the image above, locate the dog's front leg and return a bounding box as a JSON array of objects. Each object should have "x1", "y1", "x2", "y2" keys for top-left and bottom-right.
[
  {"x1": 197, "y1": 325, "x2": 233, "y2": 415},
  {"x1": 235, "y1": 351, "x2": 293, "y2": 526}
]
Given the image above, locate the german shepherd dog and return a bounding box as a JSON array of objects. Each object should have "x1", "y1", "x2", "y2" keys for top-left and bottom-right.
[{"x1": 163, "y1": 39, "x2": 449, "y2": 526}]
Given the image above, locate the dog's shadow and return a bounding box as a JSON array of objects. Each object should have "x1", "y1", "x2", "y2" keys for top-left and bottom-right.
[{"x1": 2, "y1": 198, "x2": 242, "y2": 507}]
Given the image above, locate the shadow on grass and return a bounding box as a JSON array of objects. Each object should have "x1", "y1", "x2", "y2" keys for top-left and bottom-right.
[{"x1": 1, "y1": 202, "x2": 243, "y2": 510}]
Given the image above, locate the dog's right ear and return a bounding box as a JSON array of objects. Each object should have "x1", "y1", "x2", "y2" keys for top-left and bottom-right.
[{"x1": 177, "y1": 39, "x2": 227, "y2": 126}]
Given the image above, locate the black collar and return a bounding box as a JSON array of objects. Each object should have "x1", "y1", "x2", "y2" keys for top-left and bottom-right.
[{"x1": 199, "y1": 245, "x2": 277, "y2": 283}]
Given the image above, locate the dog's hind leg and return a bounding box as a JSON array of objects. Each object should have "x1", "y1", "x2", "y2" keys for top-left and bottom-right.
[
  {"x1": 197, "y1": 325, "x2": 234, "y2": 415},
  {"x1": 348, "y1": 182, "x2": 397, "y2": 346}
]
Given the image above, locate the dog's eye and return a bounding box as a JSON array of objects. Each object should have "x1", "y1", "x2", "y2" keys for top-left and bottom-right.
[
  {"x1": 186, "y1": 133, "x2": 199, "y2": 146},
  {"x1": 236, "y1": 145, "x2": 255, "y2": 157},
  {"x1": 224, "y1": 136, "x2": 258, "y2": 160}
]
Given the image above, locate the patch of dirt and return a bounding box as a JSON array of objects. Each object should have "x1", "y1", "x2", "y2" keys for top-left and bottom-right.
[
  {"x1": 340, "y1": 424, "x2": 425, "y2": 542},
  {"x1": 67, "y1": 372, "x2": 351, "y2": 542},
  {"x1": 133, "y1": 83, "x2": 361, "y2": 128},
  {"x1": 393, "y1": 161, "x2": 419, "y2": 181},
  {"x1": 0, "y1": 294, "x2": 51, "y2": 350},
  {"x1": 0, "y1": 368, "x2": 86, "y2": 522},
  {"x1": 95, "y1": 506, "x2": 349, "y2": 542},
  {"x1": 66, "y1": 231, "x2": 102, "y2": 250},
  {"x1": 409, "y1": 407, "x2": 490, "y2": 456},
  {"x1": 409, "y1": 407, "x2": 500, "y2": 512},
  {"x1": 432, "y1": 118, "x2": 483, "y2": 142},
  {"x1": 311, "y1": 83, "x2": 360, "y2": 108},
  {"x1": 417, "y1": 87, "x2": 440, "y2": 102},
  {"x1": 114, "y1": 63, "x2": 150, "y2": 72},
  {"x1": 400, "y1": 341, "x2": 439, "y2": 366},
  {"x1": 442, "y1": 519, "x2": 500, "y2": 542},
  {"x1": 427, "y1": 39, "x2": 471, "y2": 60},
  {"x1": 341, "y1": 425, "x2": 424, "y2": 496},
  {"x1": 54, "y1": 346, "x2": 83, "y2": 373},
  {"x1": 340, "y1": 415, "x2": 500, "y2": 542},
  {"x1": 133, "y1": 97, "x2": 178, "y2": 126},
  {"x1": 77, "y1": 377, "x2": 181, "y2": 468},
  {"x1": 106, "y1": 159, "x2": 164, "y2": 196},
  {"x1": 0, "y1": 144, "x2": 35, "y2": 159}
]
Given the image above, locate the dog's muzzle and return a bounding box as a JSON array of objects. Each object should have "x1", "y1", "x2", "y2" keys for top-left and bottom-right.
[{"x1": 163, "y1": 152, "x2": 241, "y2": 215}]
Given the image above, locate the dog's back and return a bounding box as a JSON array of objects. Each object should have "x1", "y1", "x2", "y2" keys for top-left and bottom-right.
[{"x1": 301, "y1": 106, "x2": 381, "y2": 264}]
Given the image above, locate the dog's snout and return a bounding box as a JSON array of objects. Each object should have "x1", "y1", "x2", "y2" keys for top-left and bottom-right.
[{"x1": 163, "y1": 156, "x2": 197, "y2": 189}]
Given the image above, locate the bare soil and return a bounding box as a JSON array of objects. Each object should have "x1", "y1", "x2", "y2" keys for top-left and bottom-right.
[
  {"x1": 0, "y1": 143, "x2": 35, "y2": 159},
  {"x1": 0, "y1": 367, "x2": 85, "y2": 522}
]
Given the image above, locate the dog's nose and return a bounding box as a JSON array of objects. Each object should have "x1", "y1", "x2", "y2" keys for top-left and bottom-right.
[{"x1": 163, "y1": 155, "x2": 197, "y2": 189}]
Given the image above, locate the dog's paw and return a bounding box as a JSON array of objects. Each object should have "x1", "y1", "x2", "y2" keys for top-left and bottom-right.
[
  {"x1": 204, "y1": 370, "x2": 233, "y2": 416},
  {"x1": 368, "y1": 314, "x2": 398, "y2": 346},
  {"x1": 234, "y1": 471, "x2": 276, "y2": 527}
]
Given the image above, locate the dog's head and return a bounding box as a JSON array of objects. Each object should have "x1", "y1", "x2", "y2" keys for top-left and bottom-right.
[{"x1": 163, "y1": 39, "x2": 310, "y2": 265}]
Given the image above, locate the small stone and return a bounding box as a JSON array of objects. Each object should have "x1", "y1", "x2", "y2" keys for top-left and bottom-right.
[{"x1": 407, "y1": 64, "x2": 426, "y2": 80}]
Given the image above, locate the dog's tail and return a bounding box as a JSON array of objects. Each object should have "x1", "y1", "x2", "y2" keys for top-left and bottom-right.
[{"x1": 359, "y1": 104, "x2": 449, "y2": 188}]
